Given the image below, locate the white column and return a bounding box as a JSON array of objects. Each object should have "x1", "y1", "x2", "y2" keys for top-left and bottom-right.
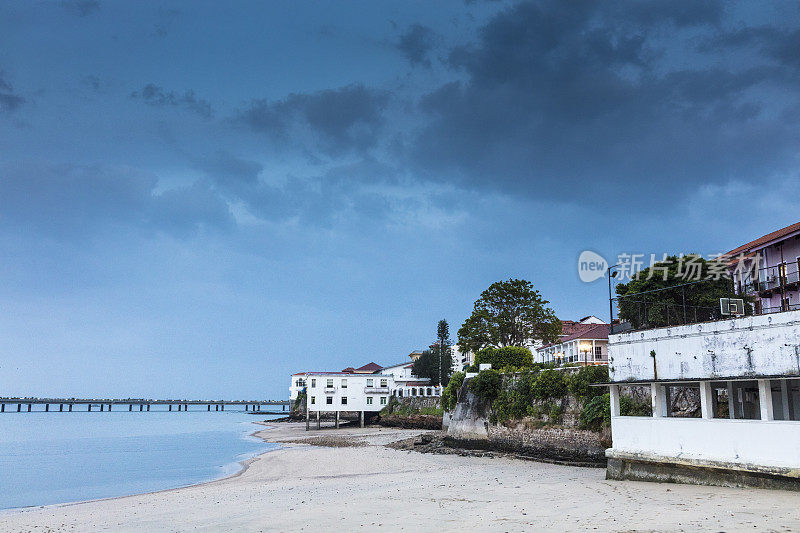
[
  {"x1": 781, "y1": 379, "x2": 791, "y2": 421},
  {"x1": 651, "y1": 383, "x2": 667, "y2": 417},
  {"x1": 700, "y1": 381, "x2": 714, "y2": 419},
  {"x1": 727, "y1": 382, "x2": 736, "y2": 419},
  {"x1": 609, "y1": 385, "x2": 620, "y2": 418},
  {"x1": 592, "y1": 339, "x2": 596, "y2": 363},
  {"x1": 758, "y1": 379, "x2": 774, "y2": 421}
]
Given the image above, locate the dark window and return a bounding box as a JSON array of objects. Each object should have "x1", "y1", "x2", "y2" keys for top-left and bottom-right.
[
  {"x1": 594, "y1": 346, "x2": 602, "y2": 357},
  {"x1": 326, "y1": 397, "x2": 333, "y2": 405},
  {"x1": 341, "y1": 397, "x2": 347, "y2": 405}
]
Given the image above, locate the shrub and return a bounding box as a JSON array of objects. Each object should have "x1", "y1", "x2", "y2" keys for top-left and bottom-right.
[
  {"x1": 468, "y1": 369, "x2": 502, "y2": 401},
  {"x1": 579, "y1": 393, "x2": 611, "y2": 430},
  {"x1": 531, "y1": 369, "x2": 567, "y2": 400},
  {"x1": 474, "y1": 346, "x2": 533, "y2": 369},
  {"x1": 441, "y1": 371, "x2": 465, "y2": 411},
  {"x1": 568, "y1": 366, "x2": 609, "y2": 401}
]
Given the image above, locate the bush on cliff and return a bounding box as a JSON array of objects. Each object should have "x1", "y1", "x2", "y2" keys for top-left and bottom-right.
[
  {"x1": 442, "y1": 371, "x2": 465, "y2": 411},
  {"x1": 579, "y1": 393, "x2": 611, "y2": 430},
  {"x1": 468, "y1": 369, "x2": 502, "y2": 401},
  {"x1": 473, "y1": 346, "x2": 533, "y2": 369},
  {"x1": 568, "y1": 365, "x2": 609, "y2": 401},
  {"x1": 531, "y1": 369, "x2": 567, "y2": 400}
]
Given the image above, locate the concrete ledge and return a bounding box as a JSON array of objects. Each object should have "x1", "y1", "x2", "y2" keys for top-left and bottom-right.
[{"x1": 606, "y1": 450, "x2": 800, "y2": 491}]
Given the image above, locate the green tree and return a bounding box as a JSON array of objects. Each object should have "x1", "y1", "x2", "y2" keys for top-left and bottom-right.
[
  {"x1": 616, "y1": 254, "x2": 748, "y2": 329},
  {"x1": 411, "y1": 349, "x2": 440, "y2": 385},
  {"x1": 435, "y1": 319, "x2": 454, "y2": 386},
  {"x1": 458, "y1": 279, "x2": 561, "y2": 354},
  {"x1": 413, "y1": 320, "x2": 455, "y2": 386}
]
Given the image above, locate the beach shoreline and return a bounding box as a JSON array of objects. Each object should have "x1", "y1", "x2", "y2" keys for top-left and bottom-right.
[{"x1": 2, "y1": 422, "x2": 800, "y2": 532}]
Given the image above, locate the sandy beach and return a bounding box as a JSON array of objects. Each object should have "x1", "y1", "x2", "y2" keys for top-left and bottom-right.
[{"x1": 2, "y1": 422, "x2": 799, "y2": 532}]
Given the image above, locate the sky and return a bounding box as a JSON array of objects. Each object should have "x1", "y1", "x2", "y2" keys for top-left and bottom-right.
[{"x1": 1, "y1": 0, "x2": 799, "y2": 400}]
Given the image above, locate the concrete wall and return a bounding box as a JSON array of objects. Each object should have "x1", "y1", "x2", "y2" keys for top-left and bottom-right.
[
  {"x1": 609, "y1": 309, "x2": 800, "y2": 382},
  {"x1": 610, "y1": 416, "x2": 800, "y2": 469}
]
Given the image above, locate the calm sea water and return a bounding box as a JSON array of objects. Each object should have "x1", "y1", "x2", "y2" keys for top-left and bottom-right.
[{"x1": 0, "y1": 409, "x2": 280, "y2": 510}]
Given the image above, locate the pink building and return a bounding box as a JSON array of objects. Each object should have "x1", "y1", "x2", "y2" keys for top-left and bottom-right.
[{"x1": 727, "y1": 221, "x2": 800, "y2": 314}]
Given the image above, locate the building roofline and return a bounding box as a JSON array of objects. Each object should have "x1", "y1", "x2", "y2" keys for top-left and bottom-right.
[{"x1": 725, "y1": 221, "x2": 800, "y2": 257}]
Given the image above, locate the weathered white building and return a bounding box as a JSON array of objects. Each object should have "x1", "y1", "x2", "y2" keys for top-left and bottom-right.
[{"x1": 606, "y1": 309, "x2": 800, "y2": 489}]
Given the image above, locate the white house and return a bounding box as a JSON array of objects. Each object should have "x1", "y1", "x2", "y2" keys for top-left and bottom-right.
[
  {"x1": 304, "y1": 372, "x2": 394, "y2": 428},
  {"x1": 606, "y1": 308, "x2": 800, "y2": 489},
  {"x1": 291, "y1": 357, "x2": 443, "y2": 430},
  {"x1": 536, "y1": 323, "x2": 609, "y2": 366}
]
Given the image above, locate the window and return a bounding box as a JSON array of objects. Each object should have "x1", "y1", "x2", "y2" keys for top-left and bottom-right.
[
  {"x1": 366, "y1": 397, "x2": 373, "y2": 405},
  {"x1": 411, "y1": 388, "x2": 416, "y2": 396},
  {"x1": 311, "y1": 379, "x2": 316, "y2": 387},
  {"x1": 326, "y1": 397, "x2": 333, "y2": 405},
  {"x1": 366, "y1": 379, "x2": 374, "y2": 387},
  {"x1": 341, "y1": 397, "x2": 347, "y2": 405},
  {"x1": 380, "y1": 396, "x2": 387, "y2": 405},
  {"x1": 426, "y1": 388, "x2": 432, "y2": 396},
  {"x1": 594, "y1": 346, "x2": 602, "y2": 357},
  {"x1": 326, "y1": 378, "x2": 333, "y2": 388},
  {"x1": 341, "y1": 379, "x2": 347, "y2": 388},
  {"x1": 310, "y1": 396, "x2": 316, "y2": 404},
  {"x1": 380, "y1": 379, "x2": 387, "y2": 387}
]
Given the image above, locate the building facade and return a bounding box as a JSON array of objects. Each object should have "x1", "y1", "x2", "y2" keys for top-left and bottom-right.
[
  {"x1": 727, "y1": 221, "x2": 800, "y2": 315},
  {"x1": 535, "y1": 320, "x2": 610, "y2": 366}
]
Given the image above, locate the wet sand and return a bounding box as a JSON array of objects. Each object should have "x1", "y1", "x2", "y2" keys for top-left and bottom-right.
[{"x1": 2, "y1": 422, "x2": 799, "y2": 532}]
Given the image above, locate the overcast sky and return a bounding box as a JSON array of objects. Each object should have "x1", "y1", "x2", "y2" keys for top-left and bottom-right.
[{"x1": 1, "y1": 0, "x2": 798, "y2": 399}]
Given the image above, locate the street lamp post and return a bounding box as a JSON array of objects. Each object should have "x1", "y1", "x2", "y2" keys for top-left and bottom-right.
[
  {"x1": 608, "y1": 264, "x2": 622, "y2": 330},
  {"x1": 580, "y1": 342, "x2": 591, "y2": 366}
]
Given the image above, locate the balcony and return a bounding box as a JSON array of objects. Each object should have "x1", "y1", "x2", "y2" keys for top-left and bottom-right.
[
  {"x1": 323, "y1": 387, "x2": 337, "y2": 394},
  {"x1": 364, "y1": 387, "x2": 390, "y2": 394}
]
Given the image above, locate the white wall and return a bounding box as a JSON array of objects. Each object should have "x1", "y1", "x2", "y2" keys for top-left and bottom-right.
[
  {"x1": 610, "y1": 416, "x2": 800, "y2": 469},
  {"x1": 609, "y1": 309, "x2": 800, "y2": 382},
  {"x1": 305, "y1": 373, "x2": 392, "y2": 413}
]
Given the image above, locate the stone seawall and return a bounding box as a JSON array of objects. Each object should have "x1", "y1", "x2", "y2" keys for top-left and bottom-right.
[{"x1": 488, "y1": 423, "x2": 608, "y2": 464}]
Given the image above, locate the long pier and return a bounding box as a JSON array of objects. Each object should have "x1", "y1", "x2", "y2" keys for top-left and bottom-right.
[{"x1": 0, "y1": 398, "x2": 290, "y2": 413}]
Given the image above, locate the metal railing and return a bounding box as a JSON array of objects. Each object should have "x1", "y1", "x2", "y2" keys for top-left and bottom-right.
[{"x1": 740, "y1": 260, "x2": 800, "y2": 294}]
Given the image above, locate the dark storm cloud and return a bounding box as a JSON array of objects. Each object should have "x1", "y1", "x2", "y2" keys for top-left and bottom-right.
[
  {"x1": 408, "y1": 0, "x2": 800, "y2": 203},
  {"x1": 0, "y1": 71, "x2": 25, "y2": 113},
  {"x1": 0, "y1": 163, "x2": 231, "y2": 238},
  {"x1": 398, "y1": 24, "x2": 436, "y2": 67},
  {"x1": 130, "y1": 84, "x2": 213, "y2": 118},
  {"x1": 238, "y1": 84, "x2": 389, "y2": 155},
  {"x1": 702, "y1": 26, "x2": 800, "y2": 70}
]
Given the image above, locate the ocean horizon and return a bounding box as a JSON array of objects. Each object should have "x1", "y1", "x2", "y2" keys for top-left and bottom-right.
[{"x1": 0, "y1": 410, "x2": 281, "y2": 510}]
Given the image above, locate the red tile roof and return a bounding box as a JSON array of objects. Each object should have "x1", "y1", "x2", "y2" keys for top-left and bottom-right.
[
  {"x1": 541, "y1": 324, "x2": 610, "y2": 349},
  {"x1": 355, "y1": 362, "x2": 383, "y2": 372},
  {"x1": 726, "y1": 221, "x2": 800, "y2": 256}
]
